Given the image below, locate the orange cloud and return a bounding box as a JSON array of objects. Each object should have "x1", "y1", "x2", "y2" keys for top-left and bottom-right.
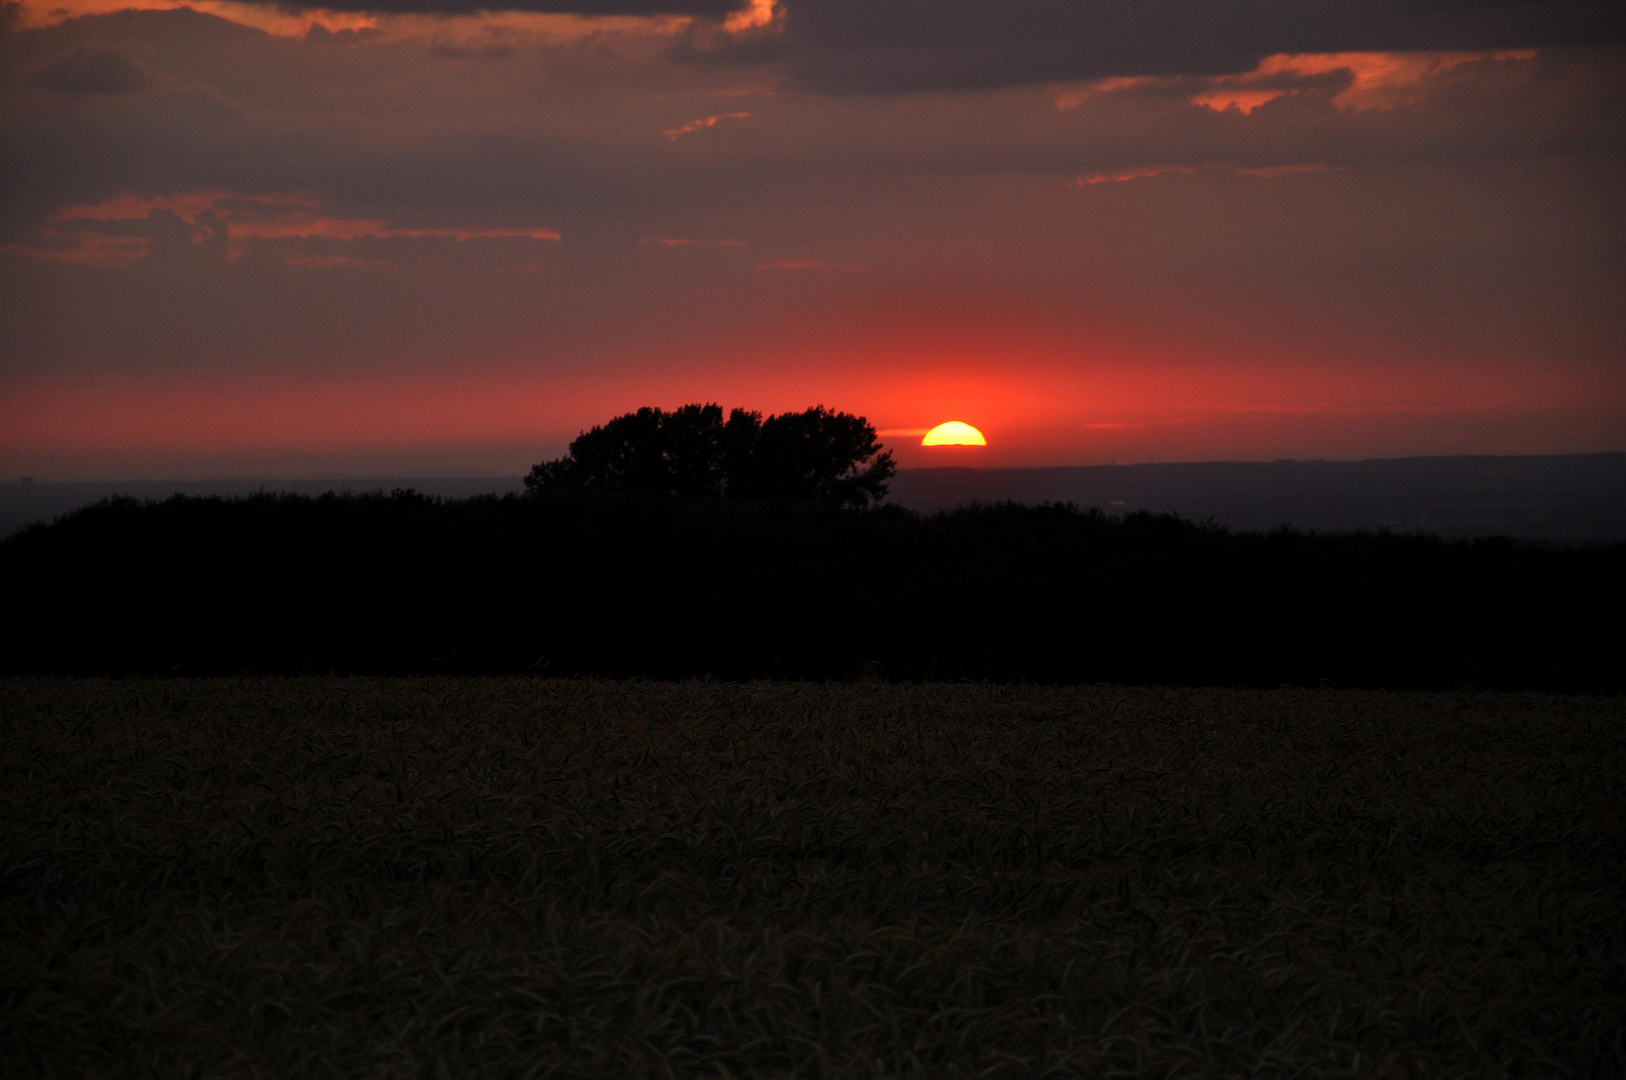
[
  {"x1": 1185, "y1": 49, "x2": 1539, "y2": 115},
  {"x1": 5, "y1": 191, "x2": 560, "y2": 267},
  {"x1": 11, "y1": 0, "x2": 691, "y2": 41},
  {"x1": 1071, "y1": 165, "x2": 1201, "y2": 185},
  {"x1": 722, "y1": 0, "x2": 777, "y2": 33},
  {"x1": 0, "y1": 190, "x2": 244, "y2": 266},
  {"x1": 1058, "y1": 49, "x2": 1539, "y2": 117},
  {"x1": 0, "y1": 233, "x2": 151, "y2": 269},
  {"x1": 1253, "y1": 50, "x2": 1536, "y2": 112},
  {"x1": 1188, "y1": 88, "x2": 1292, "y2": 115},
  {"x1": 13, "y1": 0, "x2": 376, "y2": 37},
  {"x1": 663, "y1": 111, "x2": 751, "y2": 140},
  {"x1": 52, "y1": 190, "x2": 266, "y2": 221}
]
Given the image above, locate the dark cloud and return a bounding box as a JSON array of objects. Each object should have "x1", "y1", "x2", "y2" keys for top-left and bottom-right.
[
  {"x1": 198, "y1": 0, "x2": 1626, "y2": 89},
  {"x1": 681, "y1": 0, "x2": 1626, "y2": 92},
  {"x1": 28, "y1": 44, "x2": 149, "y2": 95},
  {"x1": 3, "y1": 8, "x2": 1619, "y2": 250}
]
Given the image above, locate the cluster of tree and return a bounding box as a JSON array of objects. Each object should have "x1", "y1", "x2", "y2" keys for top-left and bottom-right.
[
  {"x1": 4, "y1": 491, "x2": 1622, "y2": 692},
  {"x1": 525, "y1": 404, "x2": 895, "y2": 508}
]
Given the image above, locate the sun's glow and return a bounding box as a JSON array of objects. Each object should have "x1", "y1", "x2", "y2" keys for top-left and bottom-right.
[{"x1": 922, "y1": 421, "x2": 987, "y2": 446}]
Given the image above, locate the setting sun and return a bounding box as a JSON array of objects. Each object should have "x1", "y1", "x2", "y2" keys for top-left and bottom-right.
[{"x1": 921, "y1": 422, "x2": 987, "y2": 446}]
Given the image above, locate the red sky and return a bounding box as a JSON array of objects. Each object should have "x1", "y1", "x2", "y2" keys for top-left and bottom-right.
[{"x1": 2, "y1": 0, "x2": 1622, "y2": 477}]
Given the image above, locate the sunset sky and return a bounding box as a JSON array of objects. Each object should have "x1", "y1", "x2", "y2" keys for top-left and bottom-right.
[{"x1": 2, "y1": 0, "x2": 1622, "y2": 477}]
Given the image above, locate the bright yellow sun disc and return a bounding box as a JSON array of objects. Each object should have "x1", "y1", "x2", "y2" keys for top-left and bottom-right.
[{"x1": 921, "y1": 421, "x2": 987, "y2": 446}]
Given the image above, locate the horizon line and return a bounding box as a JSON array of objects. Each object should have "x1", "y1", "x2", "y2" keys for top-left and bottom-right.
[{"x1": 9, "y1": 449, "x2": 1624, "y2": 486}]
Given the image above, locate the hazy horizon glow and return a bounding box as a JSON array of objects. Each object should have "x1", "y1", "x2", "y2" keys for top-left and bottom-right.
[{"x1": 2, "y1": 0, "x2": 1622, "y2": 478}]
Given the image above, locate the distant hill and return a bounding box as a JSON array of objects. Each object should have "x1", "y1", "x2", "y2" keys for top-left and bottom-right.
[
  {"x1": 4, "y1": 453, "x2": 1622, "y2": 540},
  {"x1": 886, "y1": 453, "x2": 1626, "y2": 541}
]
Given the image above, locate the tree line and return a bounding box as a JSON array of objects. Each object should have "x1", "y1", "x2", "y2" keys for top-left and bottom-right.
[
  {"x1": 3, "y1": 490, "x2": 1621, "y2": 691},
  {"x1": 525, "y1": 404, "x2": 895, "y2": 508},
  {"x1": 6, "y1": 403, "x2": 1621, "y2": 690}
]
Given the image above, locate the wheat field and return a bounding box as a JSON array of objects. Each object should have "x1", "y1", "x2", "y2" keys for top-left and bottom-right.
[{"x1": 2, "y1": 678, "x2": 1621, "y2": 1077}]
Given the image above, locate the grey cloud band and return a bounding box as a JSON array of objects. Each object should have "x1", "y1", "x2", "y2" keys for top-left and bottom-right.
[{"x1": 249, "y1": 0, "x2": 1626, "y2": 90}]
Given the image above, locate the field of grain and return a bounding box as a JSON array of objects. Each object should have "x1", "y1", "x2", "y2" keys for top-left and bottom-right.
[{"x1": 2, "y1": 678, "x2": 1622, "y2": 1077}]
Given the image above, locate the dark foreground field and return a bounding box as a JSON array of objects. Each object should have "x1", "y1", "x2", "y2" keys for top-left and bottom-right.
[{"x1": 3, "y1": 679, "x2": 1622, "y2": 1078}]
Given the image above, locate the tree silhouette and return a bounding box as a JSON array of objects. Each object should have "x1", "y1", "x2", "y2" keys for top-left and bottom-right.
[{"x1": 525, "y1": 404, "x2": 895, "y2": 508}]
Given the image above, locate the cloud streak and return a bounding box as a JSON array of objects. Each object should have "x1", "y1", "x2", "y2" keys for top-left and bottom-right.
[
  {"x1": 5, "y1": 192, "x2": 561, "y2": 267},
  {"x1": 663, "y1": 110, "x2": 750, "y2": 139}
]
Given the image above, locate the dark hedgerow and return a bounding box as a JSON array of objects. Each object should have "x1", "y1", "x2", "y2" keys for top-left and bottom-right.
[{"x1": 0, "y1": 490, "x2": 1622, "y2": 690}]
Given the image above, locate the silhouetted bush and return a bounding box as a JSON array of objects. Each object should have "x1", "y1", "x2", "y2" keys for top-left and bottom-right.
[
  {"x1": 525, "y1": 404, "x2": 895, "y2": 508},
  {"x1": 3, "y1": 491, "x2": 1622, "y2": 690}
]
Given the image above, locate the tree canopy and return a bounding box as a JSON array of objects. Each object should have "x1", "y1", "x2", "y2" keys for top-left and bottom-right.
[{"x1": 524, "y1": 404, "x2": 896, "y2": 508}]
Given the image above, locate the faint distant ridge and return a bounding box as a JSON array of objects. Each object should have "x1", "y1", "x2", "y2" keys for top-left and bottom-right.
[
  {"x1": 3, "y1": 452, "x2": 1621, "y2": 542},
  {"x1": 886, "y1": 453, "x2": 1626, "y2": 541}
]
